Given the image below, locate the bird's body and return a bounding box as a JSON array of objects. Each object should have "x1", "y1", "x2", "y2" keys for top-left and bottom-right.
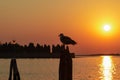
[{"x1": 59, "y1": 33, "x2": 76, "y2": 45}]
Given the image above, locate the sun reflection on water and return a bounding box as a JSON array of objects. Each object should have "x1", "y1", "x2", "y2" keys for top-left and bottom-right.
[{"x1": 100, "y1": 56, "x2": 115, "y2": 80}]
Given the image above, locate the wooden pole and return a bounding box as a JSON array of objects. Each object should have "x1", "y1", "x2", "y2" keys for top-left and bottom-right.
[
  {"x1": 8, "y1": 59, "x2": 20, "y2": 80},
  {"x1": 59, "y1": 52, "x2": 72, "y2": 80},
  {"x1": 8, "y1": 59, "x2": 13, "y2": 80}
]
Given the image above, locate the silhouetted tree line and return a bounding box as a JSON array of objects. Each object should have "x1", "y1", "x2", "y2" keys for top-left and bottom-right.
[{"x1": 0, "y1": 41, "x2": 75, "y2": 58}]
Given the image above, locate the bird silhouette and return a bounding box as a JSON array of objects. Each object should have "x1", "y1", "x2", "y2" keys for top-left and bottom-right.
[{"x1": 59, "y1": 33, "x2": 77, "y2": 45}]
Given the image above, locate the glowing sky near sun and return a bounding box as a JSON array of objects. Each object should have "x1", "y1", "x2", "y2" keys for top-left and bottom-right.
[{"x1": 0, "y1": 0, "x2": 120, "y2": 54}]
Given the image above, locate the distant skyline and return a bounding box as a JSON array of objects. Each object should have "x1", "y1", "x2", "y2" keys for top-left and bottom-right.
[{"x1": 0, "y1": 0, "x2": 120, "y2": 54}]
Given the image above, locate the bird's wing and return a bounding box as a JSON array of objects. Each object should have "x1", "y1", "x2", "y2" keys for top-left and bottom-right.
[
  {"x1": 64, "y1": 36, "x2": 76, "y2": 44},
  {"x1": 64, "y1": 36, "x2": 72, "y2": 41}
]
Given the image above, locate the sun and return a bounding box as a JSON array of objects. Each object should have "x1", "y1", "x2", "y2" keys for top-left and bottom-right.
[{"x1": 104, "y1": 25, "x2": 111, "y2": 31}]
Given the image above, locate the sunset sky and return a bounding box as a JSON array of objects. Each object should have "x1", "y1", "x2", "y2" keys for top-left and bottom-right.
[{"x1": 0, "y1": 0, "x2": 120, "y2": 54}]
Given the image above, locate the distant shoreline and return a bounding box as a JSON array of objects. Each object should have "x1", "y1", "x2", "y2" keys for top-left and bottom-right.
[
  {"x1": 0, "y1": 42, "x2": 75, "y2": 59},
  {"x1": 0, "y1": 52, "x2": 75, "y2": 59},
  {"x1": 75, "y1": 54, "x2": 120, "y2": 57},
  {"x1": 0, "y1": 54, "x2": 120, "y2": 59}
]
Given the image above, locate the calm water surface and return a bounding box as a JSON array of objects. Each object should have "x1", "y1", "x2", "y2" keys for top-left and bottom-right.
[{"x1": 0, "y1": 56, "x2": 120, "y2": 80}]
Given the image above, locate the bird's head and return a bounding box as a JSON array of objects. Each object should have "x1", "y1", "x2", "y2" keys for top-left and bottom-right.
[{"x1": 59, "y1": 33, "x2": 64, "y2": 37}]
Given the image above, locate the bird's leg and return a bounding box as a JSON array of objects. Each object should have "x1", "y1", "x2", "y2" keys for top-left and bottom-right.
[
  {"x1": 61, "y1": 44, "x2": 65, "y2": 53},
  {"x1": 63, "y1": 44, "x2": 65, "y2": 47}
]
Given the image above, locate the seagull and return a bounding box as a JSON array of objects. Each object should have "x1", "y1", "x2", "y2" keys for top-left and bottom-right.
[{"x1": 59, "y1": 33, "x2": 77, "y2": 45}]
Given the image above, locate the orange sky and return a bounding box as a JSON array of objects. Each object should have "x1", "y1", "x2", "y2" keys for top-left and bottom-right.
[{"x1": 0, "y1": 0, "x2": 120, "y2": 54}]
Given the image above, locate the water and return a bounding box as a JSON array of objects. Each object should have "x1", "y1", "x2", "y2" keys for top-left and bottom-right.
[{"x1": 0, "y1": 56, "x2": 120, "y2": 80}]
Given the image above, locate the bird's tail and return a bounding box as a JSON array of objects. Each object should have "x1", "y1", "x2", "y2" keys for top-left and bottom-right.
[{"x1": 71, "y1": 40, "x2": 77, "y2": 45}]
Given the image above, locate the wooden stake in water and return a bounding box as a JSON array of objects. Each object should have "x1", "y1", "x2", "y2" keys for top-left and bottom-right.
[
  {"x1": 59, "y1": 52, "x2": 72, "y2": 80},
  {"x1": 8, "y1": 59, "x2": 20, "y2": 80}
]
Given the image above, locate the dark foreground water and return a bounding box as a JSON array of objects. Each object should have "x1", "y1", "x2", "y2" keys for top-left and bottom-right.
[{"x1": 0, "y1": 56, "x2": 120, "y2": 80}]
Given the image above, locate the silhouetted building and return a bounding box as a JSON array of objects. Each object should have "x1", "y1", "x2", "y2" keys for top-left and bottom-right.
[{"x1": 0, "y1": 42, "x2": 75, "y2": 58}]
